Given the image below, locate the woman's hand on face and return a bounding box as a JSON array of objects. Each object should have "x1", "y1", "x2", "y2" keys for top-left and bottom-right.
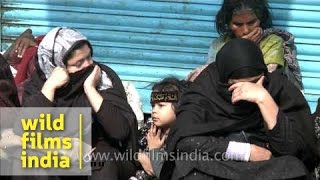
[
  {"x1": 147, "y1": 124, "x2": 166, "y2": 150},
  {"x1": 42, "y1": 67, "x2": 69, "y2": 101},
  {"x1": 84, "y1": 65, "x2": 101, "y2": 89},
  {"x1": 249, "y1": 144, "x2": 272, "y2": 161},
  {"x1": 83, "y1": 65, "x2": 103, "y2": 112},
  {"x1": 242, "y1": 27, "x2": 263, "y2": 43},
  {"x1": 46, "y1": 67, "x2": 70, "y2": 90},
  {"x1": 228, "y1": 76, "x2": 268, "y2": 104}
]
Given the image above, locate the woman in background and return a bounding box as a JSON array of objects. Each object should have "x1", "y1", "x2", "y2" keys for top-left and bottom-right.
[{"x1": 187, "y1": 0, "x2": 303, "y2": 90}]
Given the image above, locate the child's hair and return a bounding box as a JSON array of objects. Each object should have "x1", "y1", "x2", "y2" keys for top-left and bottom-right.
[
  {"x1": 216, "y1": 0, "x2": 272, "y2": 36},
  {"x1": 151, "y1": 77, "x2": 189, "y2": 110}
]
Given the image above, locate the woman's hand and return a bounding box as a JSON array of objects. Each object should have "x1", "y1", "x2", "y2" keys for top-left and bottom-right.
[
  {"x1": 14, "y1": 29, "x2": 38, "y2": 58},
  {"x1": 137, "y1": 152, "x2": 155, "y2": 176},
  {"x1": 45, "y1": 67, "x2": 70, "y2": 90},
  {"x1": 84, "y1": 65, "x2": 103, "y2": 112},
  {"x1": 249, "y1": 144, "x2": 272, "y2": 161},
  {"x1": 229, "y1": 76, "x2": 279, "y2": 129},
  {"x1": 147, "y1": 124, "x2": 166, "y2": 150},
  {"x1": 84, "y1": 65, "x2": 101, "y2": 89},
  {"x1": 42, "y1": 67, "x2": 69, "y2": 101},
  {"x1": 242, "y1": 27, "x2": 263, "y2": 43},
  {"x1": 228, "y1": 76, "x2": 268, "y2": 104},
  {"x1": 4, "y1": 29, "x2": 38, "y2": 62},
  {"x1": 186, "y1": 64, "x2": 208, "y2": 82},
  {"x1": 267, "y1": 64, "x2": 278, "y2": 73}
]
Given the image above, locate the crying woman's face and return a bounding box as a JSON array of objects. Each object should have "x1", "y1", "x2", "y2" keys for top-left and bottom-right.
[
  {"x1": 227, "y1": 73, "x2": 263, "y2": 85},
  {"x1": 65, "y1": 44, "x2": 93, "y2": 73}
]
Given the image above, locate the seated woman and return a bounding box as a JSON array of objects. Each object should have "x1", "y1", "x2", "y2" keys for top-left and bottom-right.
[
  {"x1": 160, "y1": 39, "x2": 319, "y2": 180},
  {"x1": 22, "y1": 27, "x2": 138, "y2": 180},
  {"x1": 187, "y1": 0, "x2": 303, "y2": 91},
  {"x1": 0, "y1": 54, "x2": 20, "y2": 107},
  {"x1": 0, "y1": 54, "x2": 20, "y2": 180},
  {"x1": 2, "y1": 29, "x2": 44, "y2": 100},
  {"x1": 3, "y1": 28, "x2": 145, "y2": 127}
]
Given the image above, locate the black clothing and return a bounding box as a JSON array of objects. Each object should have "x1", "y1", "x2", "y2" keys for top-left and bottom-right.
[
  {"x1": 0, "y1": 54, "x2": 20, "y2": 107},
  {"x1": 160, "y1": 39, "x2": 318, "y2": 180},
  {"x1": 23, "y1": 62, "x2": 138, "y2": 179}
]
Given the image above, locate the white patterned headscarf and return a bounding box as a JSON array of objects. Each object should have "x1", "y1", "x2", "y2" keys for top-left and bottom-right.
[
  {"x1": 38, "y1": 27, "x2": 87, "y2": 78},
  {"x1": 37, "y1": 27, "x2": 113, "y2": 90}
]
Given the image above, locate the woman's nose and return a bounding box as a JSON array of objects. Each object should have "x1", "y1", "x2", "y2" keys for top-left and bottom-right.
[
  {"x1": 242, "y1": 25, "x2": 250, "y2": 36},
  {"x1": 82, "y1": 59, "x2": 93, "y2": 68}
]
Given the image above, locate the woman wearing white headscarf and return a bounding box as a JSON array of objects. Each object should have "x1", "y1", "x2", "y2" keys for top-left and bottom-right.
[{"x1": 23, "y1": 27, "x2": 138, "y2": 180}]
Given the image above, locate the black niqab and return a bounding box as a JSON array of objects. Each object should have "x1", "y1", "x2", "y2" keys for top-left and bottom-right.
[
  {"x1": 160, "y1": 38, "x2": 318, "y2": 179},
  {"x1": 216, "y1": 38, "x2": 267, "y2": 83}
]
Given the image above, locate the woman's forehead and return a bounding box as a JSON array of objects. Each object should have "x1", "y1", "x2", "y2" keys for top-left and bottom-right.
[{"x1": 232, "y1": 9, "x2": 257, "y2": 19}]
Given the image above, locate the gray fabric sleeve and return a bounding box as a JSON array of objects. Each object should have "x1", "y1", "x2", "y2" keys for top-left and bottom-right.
[
  {"x1": 206, "y1": 37, "x2": 226, "y2": 64},
  {"x1": 207, "y1": 41, "x2": 217, "y2": 64},
  {"x1": 149, "y1": 148, "x2": 165, "y2": 179}
]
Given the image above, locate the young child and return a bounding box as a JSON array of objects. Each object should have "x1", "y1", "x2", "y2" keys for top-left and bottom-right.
[{"x1": 133, "y1": 77, "x2": 189, "y2": 180}]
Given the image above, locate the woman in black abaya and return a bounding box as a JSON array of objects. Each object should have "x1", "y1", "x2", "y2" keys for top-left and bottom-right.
[
  {"x1": 160, "y1": 38, "x2": 319, "y2": 180},
  {"x1": 21, "y1": 27, "x2": 138, "y2": 180}
]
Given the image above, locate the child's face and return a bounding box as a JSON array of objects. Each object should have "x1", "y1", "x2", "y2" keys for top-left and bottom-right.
[{"x1": 151, "y1": 102, "x2": 176, "y2": 129}]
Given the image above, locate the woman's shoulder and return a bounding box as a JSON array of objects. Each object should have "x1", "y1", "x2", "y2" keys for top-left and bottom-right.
[
  {"x1": 96, "y1": 63, "x2": 125, "y2": 91},
  {"x1": 98, "y1": 63, "x2": 116, "y2": 75},
  {"x1": 207, "y1": 35, "x2": 228, "y2": 64},
  {"x1": 267, "y1": 69, "x2": 303, "y2": 97},
  {"x1": 98, "y1": 63, "x2": 122, "y2": 81},
  {"x1": 260, "y1": 34, "x2": 284, "y2": 46},
  {"x1": 211, "y1": 35, "x2": 228, "y2": 46}
]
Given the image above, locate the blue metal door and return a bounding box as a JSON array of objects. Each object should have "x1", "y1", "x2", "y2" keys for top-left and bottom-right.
[{"x1": 1, "y1": 0, "x2": 320, "y2": 112}]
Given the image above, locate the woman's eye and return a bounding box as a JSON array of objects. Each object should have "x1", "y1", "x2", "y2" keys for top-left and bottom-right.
[
  {"x1": 248, "y1": 20, "x2": 257, "y2": 25},
  {"x1": 75, "y1": 59, "x2": 85, "y2": 68},
  {"x1": 75, "y1": 63, "x2": 82, "y2": 68},
  {"x1": 233, "y1": 23, "x2": 243, "y2": 26}
]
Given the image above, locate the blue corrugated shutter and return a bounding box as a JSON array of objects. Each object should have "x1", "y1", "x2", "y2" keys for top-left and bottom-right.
[{"x1": 1, "y1": 0, "x2": 320, "y2": 113}]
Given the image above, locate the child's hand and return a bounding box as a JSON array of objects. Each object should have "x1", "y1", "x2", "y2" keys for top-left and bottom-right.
[{"x1": 147, "y1": 124, "x2": 166, "y2": 150}]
